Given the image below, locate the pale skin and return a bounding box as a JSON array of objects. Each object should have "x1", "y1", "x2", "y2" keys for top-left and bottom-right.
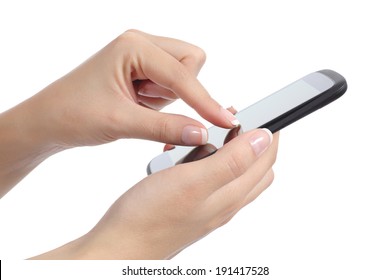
[{"x1": 0, "y1": 30, "x2": 279, "y2": 259}]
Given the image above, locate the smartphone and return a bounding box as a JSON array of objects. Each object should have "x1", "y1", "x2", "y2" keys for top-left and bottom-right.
[{"x1": 147, "y1": 69, "x2": 347, "y2": 174}]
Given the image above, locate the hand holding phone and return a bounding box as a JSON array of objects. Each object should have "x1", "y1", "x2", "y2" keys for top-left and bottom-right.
[{"x1": 147, "y1": 69, "x2": 347, "y2": 174}]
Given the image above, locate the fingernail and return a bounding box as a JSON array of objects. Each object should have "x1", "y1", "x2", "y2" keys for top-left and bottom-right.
[
  {"x1": 221, "y1": 107, "x2": 240, "y2": 127},
  {"x1": 227, "y1": 106, "x2": 238, "y2": 115},
  {"x1": 138, "y1": 89, "x2": 151, "y2": 97},
  {"x1": 249, "y1": 128, "x2": 273, "y2": 157},
  {"x1": 182, "y1": 125, "x2": 208, "y2": 145}
]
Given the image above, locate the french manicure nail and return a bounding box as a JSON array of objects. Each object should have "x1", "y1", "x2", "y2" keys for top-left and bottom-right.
[
  {"x1": 182, "y1": 125, "x2": 208, "y2": 145},
  {"x1": 221, "y1": 107, "x2": 240, "y2": 127},
  {"x1": 249, "y1": 128, "x2": 273, "y2": 157}
]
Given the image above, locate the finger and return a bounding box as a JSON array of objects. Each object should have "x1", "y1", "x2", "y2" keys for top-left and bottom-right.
[
  {"x1": 242, "y1": 168, "x2": 275, "y2": 207},
  {"x1": 162, "y1": 106, "x2": 239, "y2": 151},
  {"x1": 199, "y1": 170, "x2": 274, "y2": 229},
  {"x1": 126, "y1": 105, "x2": 208, "y2": 145},
  {"x1": 226, "y1": 132, "x2": 278, "y2": 197},
  {"x1": 209, "y1": 169, "x2": 275, "y2": 228},
  {"x1": 122, "y1": 32, "x2": 238, "y2": 128},
  {"x1": 129, "y1": 30, "x2": 208, "y2": 106},
  {"x1": 187, "y1": 128, "x2": 273, "y2": 195},
  {"x1": 163, "y1": 144, "x2": 175, "y2": 152},
  {"x1": 127, "y1": 30, "x2": 206, "y2": 75},
  {"x1": 227, "y1": 106, "x2": 238, "y2": 115},
  {"x1": 138, "y1": 95, "x2": 175, "y2": 111},
  {"x1": 145, "y1": 128, "x2": 273, "y2": 213},
  {"x1": 210, "y1": 167, "x2": 272, "y2": 228},
  {"x1": 206, "y1": 132, "x2": 279, "y2": 211},
  {"x1": 163, "y1": 106, "x2": 239, "y2": 152},
  {"x1": 139, "y1": 48, "x2": 237, "y2": 128},
  {"x1": 137, "y1": 80, "x2": 178, "y2": 100}
]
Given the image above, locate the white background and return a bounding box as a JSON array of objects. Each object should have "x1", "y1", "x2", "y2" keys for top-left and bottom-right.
[{"x1": 1, "y1": 0, "x2": 389, "y2": 279}]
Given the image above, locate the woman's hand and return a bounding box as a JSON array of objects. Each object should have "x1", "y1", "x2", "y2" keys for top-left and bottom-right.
[
  {"x1": 0, "y1": 30, "x2": 238, "y2": 195},
  {"x1": 33, "y1": 129, "x2": 279, "y2": 259},
  {"x1": 23, "y1": 29, "x2": 238, "y2": 148}
]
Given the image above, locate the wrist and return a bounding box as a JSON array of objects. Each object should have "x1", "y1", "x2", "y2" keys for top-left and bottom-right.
[
  {"x1": 0, "y1": 98, "x2": 64, "y2": 196},
  {"x1": 31, "y1": 229, "x2": 171, "y2": 260},
  {"x1": 29, "y1": 232, "x2": 141, "y2": 260},
  {"x1": 29, "y1": 235, "x2": 90, "y2": 260}
]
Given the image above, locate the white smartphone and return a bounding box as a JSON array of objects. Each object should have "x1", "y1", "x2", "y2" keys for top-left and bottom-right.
[{"x1": 147, "y1": 69, "x2": 347, "y2": 174}]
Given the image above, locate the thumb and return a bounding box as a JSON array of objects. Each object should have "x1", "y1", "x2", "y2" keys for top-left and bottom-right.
[{"x1": 128, "y1": 106, "x2": 208, "y2": 145}]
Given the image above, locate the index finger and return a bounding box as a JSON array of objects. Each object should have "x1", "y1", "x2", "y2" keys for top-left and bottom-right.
[
  {"x1": 127, "y1": 29, "x2": 206, "y2": 75},
  {"x1": 123, "y1": 32, "x2": 239, "y2": 128}
]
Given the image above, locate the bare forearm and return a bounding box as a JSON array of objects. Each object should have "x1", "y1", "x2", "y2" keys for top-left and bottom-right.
[{"x1": 0, "y1": 99, "x2": 62, "y2": 197}]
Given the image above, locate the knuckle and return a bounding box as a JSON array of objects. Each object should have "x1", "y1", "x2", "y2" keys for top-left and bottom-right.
[
  {"x1": 191, "y1": 46, "x2": 207, "y2": 66},
  {"x1": 183, "y1": 46, "x2": 207, "y2": 72},
  {"x1": 225, "y1": 152, "x2": 249, "y2": 179},
  {"x1": 263, "y1": 170, "x2": 275, "y2": 189},
  {"x1": 124, "y1": 28, "x2": 142, "y2": 35},
  {"x1": 261, "y1": 169, "x2": 275, "y2": 190},
  {"x1": 151, "y1": 115, "x2": 172, "y2": 142},
  {"x1": 268, "y1": 169, "x2": 275, "y2": 183},
  {"x1": 116, "y1": 29, "x2": 144, "y2": 45},
  {"x1": 218, "y1": 215, "x2": 234, "y2": 227},
  {"x1": 208, "y1": 208, "x2": 238, "y2": 230}
]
